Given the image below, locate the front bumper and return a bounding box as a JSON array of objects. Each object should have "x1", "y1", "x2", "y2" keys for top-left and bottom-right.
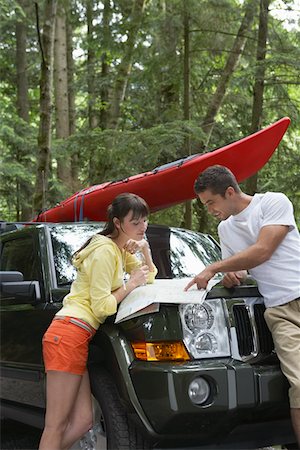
[{"x1": 129, "y1": 358, "x2": 294, "y2": 448}]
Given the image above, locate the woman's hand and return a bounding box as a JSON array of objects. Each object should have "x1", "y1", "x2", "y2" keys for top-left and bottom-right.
[
  {"x1": 113, "y1": 265, "x2": 150, "y2": 304},
  {"x1": 124, "y1": 238, "x2": 156, "y2": 275},
  {"x1": 123, "y1": 238, "x2": 148, "y2": 254},
  {"x1": 128, "y1": 265, "x2": 149, "y2": 288}
]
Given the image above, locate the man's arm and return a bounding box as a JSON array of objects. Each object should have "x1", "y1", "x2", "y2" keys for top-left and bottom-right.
[{"x1": 184, "y1": 224, "x2": 289, "y2": 291}]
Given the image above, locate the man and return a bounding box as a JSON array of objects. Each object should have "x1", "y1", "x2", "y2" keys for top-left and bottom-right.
[{"x1": 185, "y1": 165, "x2": 300, "y2": 446}]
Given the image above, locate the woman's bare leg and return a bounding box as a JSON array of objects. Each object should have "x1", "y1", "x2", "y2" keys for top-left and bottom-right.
[
  {"x1": 61, "y1": 371, "x2": 93, "y2": 449},
  {"x1": 39, "y1": 371, "x2": 82, "y2": 450}
]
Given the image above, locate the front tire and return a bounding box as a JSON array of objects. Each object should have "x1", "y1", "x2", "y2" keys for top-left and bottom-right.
[{"x1": 89, "y1": 367, "x2": 150, "y2": 450}]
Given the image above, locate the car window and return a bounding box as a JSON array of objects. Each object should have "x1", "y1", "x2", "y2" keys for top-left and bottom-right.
[
  {"x1": 50, "y1": 224, "x2": 221, "y2": 285},
  {"x1": 51, "y1": 224, "x2": 104, "y2": 285},
  {"x1": 1, "y1": 236, "x2": 40, "y2": 281},
  {"x1": 169, "y1": 229, "x2": 221, "y2": 278}
]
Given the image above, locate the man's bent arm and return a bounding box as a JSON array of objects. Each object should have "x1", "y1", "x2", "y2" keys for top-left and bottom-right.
[{"x1": 185, "y1": 224, "x2": 289, "y2": 291}]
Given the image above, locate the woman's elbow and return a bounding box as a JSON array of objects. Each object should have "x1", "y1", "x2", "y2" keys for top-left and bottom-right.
[
  {"x1": 91, "y1": 298, "x2": 117, "y2": 319},
  {"x1": 147, "y1": 268, "x2": 158, "y2": 284}
]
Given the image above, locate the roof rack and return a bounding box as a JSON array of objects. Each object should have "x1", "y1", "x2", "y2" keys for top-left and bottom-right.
[{"x1": 0, "y1": 222, "x2": 27, "y2": 235}]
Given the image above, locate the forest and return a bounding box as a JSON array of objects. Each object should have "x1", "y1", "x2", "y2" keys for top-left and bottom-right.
[{"x1": 1, "y1": 0, "x2": 299, "y2": 237}]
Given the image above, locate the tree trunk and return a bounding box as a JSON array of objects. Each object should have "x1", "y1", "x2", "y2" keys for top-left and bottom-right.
[
  {"x1": 66, "y1": 6, "x2": 79, "y2": 192},
  {"x1": 245, "y1": 0, "x2": 270, "y2": 195},
  {"x1": 87, "y1": 0, "x2": 98, "y2": 130},
  {"x1": 157, "y1": 0, "x2": 180, "y2": 120},
  {"x1": 201, "y1": 0, "x2": 257, "y2": 145},
  {"x1": 16, "y1": 0, "x2": 29, "y2": 122},
  {"x1": 33, "y1": 0, "x2": 57, "y2": 216},
  {"x1": 54, "y1": 0, "x2": 72, "y2": 191},
  {"x1": 107, "y1": 0, "x2": 146, "y2": 129},
  {"x1": 67, "y1": 20, "x2": 75, "y2": 136},
  {"x1": 86, "y1": 0, "x2": 98, "y2": 182},
  {"x1": 16, "y1": 0, "x2": 32, "y2": 221},
  {"x1": 99, "y1": 0, "x2": 111, "y2": 130},
  {"x1": 183, "y1": 0, "x2": 192, "y2": 229}
]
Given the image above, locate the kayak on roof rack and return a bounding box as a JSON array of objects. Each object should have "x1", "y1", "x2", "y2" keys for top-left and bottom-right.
[{"x1": 32, "y1": 117, "x2": 290, "y2": 223}]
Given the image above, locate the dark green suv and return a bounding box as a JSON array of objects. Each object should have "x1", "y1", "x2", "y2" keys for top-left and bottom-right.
[{"x1": 0, "y1": 222, "x2": 296, "y2": 449}]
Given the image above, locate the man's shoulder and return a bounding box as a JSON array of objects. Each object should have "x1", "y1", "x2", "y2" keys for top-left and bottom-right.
[
  {"x1": 261, "y1": 191, "x2": 287, "y2": 199},
  {"x1": 260, "y1": 191, "x2": 290, "y2": 207},
  {"x1": 218, "y1": 217, "x2": 231, "y2": 233}
]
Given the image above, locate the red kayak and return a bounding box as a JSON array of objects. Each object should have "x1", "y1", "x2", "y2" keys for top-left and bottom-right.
[{"x1": 33, "y1": 117, "x2": 290, "y2": 222}]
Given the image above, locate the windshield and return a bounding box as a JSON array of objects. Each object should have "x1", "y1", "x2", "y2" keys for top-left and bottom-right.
[
  {"x1": 169, "y1": 229, "x2": 221, "y2": 278},
  {"x1": 50, "y1": 224, "x2": 221, "y2": 286},
  {"x1": 51, "y1": 224, "x2": 104, "y2": 286}
]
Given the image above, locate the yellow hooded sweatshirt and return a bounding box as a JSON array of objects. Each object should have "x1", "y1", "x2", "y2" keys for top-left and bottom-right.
[{"x1": 56, "y1": 234, "x2": 157, "y2": 330}]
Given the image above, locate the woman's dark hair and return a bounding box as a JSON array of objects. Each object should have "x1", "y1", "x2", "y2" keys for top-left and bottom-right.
[
  {"x1": 194, "y1": 165, "x2": 241, "y2": 197},
  {"x1": 101, "y1": 192, "x2": 149, "y2": 236},
  {"x1": 74, "y1": 193, "x2": 150, "y2": 255}
]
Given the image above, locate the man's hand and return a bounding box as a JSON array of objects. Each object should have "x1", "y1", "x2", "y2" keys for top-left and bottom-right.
[
  {"x1": 184, "y1": 267, "x2": 216, "y2": 291},
  {"x1": 221, "y1": 270, "x2": 247, "y2": 288}
]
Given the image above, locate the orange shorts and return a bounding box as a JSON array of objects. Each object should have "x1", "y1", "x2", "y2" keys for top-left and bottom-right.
[{"x1": 42, "y1": 317, "x2": 96, "y2": 375}]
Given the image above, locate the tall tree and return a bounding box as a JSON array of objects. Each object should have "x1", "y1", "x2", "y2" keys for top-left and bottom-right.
[
  {"x1": 16, "y1": 0, "x2": 29, "y2": 122},
  {"x1": 66, "y1": 4, "x2": 78, "y2": 191},
  {"x1": 201, "y1": 0, "x2": 257, "y2": 145},
  {"x1": 86, "y1": 0, "x2": 99, "y2": 182},
  {"x1": 245, "y1": 0, "x2": 270, "y2": 195},
  {"x1": 183, "y1": 0, "x2": 192, "y2": 229},
  {"x1": 158, "y1": 0, "x2": 180, "y2": 120},
  {"x1": 87, "y1": 0, "x2": 98, "y2": 130},
  {"x1": 107, "y1": 0, "x2": 147, "y2": 129},
  {"x1": 15, "y1": 0, "x2": 32, "y2": 220},
  {"x1": 54, "y1": 0, "x2": 72, "y2": 191},
  {"x1": 1, "y1": 0, "x2": 299, "y2": 226},
  {"x1": 33, "y1": 0, "x2": 57, "y2": 215},
  {"x1": 99, "y1": 0, "x2": 112, "y2": 130}
]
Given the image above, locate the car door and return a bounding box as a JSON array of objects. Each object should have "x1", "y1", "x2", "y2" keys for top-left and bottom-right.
[{"x1": 0, "y1": 228, "x2": 55, "y2": 409}]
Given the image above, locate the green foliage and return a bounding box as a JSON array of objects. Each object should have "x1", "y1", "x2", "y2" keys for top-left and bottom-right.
[
  {"x1": 253, "y1": 131, "x2": 300, "y2": 225},
  {"x1": 0, "y1": 102, "x2": 37, "y2": 220},
  {"x1": 150, "y1": 204, "x2": 186, "y2": 228},
  {"x1": 59, "y1": 120, "x2": 207, "y2": 186},
  {"x1": 0, "y1": 0, "x2": 299, "y2": 231}
]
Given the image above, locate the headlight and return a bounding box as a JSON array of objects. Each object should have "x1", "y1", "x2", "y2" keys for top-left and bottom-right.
[
  {"x1": 184, "y1": 304, "x2": 214, "y2": 331},
  {"x1": 179, "y1": 299, "x2": 230, "y2": 358}
]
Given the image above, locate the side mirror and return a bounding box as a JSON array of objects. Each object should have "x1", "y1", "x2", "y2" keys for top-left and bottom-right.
[
  {"x1": 0, "y1": 271, "x2": 24, "y2": 282},
  {"x1": 0, "y1": 271, "x2": 41, "y2": 304}
]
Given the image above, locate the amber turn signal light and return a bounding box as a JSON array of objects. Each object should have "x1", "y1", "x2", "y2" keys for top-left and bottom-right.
[{"x1": 131, "y1": 341, "x2": 190, "y2": 361}]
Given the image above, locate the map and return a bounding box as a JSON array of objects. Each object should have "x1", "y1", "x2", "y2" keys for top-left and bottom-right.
[{"x1": 115, "y1": 277, "x2": 220, "y2": 323}]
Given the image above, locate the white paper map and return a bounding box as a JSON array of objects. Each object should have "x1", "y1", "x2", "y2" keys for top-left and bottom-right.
[{"x1": 115, "y1": 277, "x2": 220, "y2": 323}]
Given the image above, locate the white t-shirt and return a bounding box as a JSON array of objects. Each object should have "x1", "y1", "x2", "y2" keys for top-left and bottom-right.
[{"x1": 218, "y1": 192, "x2": 300, "y2": 308}]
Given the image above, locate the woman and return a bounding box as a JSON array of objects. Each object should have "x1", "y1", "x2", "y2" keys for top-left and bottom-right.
[{"x1": 39, "y1": 193, "x2": 157, "y2": 450}]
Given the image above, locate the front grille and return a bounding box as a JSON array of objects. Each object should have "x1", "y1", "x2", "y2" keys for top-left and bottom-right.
[
  {"x1": 254, "y1": 304, "x2": 274, "y2": 353},
  {"x1": 232, "y1": 303, "x2": 274, "y2": 358},
  {"x1": 233, "y1": 304, "x2": 254, "y2": 356}
]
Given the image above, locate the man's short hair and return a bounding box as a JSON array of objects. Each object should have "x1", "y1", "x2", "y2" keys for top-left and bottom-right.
[{"x1": 194, "y1": 165, "x2": 241, "y2": 197}]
